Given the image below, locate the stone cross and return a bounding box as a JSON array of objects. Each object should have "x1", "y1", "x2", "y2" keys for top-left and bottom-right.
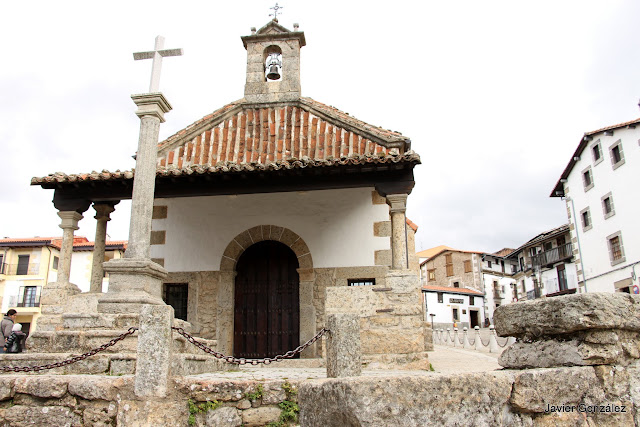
[
  {"x1": 269, "y1": 3, "x2": 283, "y2": 20},
  {"x1": 133, "y1": 36, "x2": 183, "y2": 93}
]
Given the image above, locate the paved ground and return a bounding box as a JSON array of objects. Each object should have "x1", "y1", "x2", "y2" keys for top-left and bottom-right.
[
  {"x1": 189, "y1": 345, "x2": 502, "y2": 380},
  {"x1": 427, "y1": 344, "x2": 502, "y2": 374}
]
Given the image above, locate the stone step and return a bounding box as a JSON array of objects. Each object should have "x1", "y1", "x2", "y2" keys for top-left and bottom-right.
[
  {"x1": 61, "y1": 313, "x2": 194, "y2": 334},
  {"x1": 238, "y1": 358, "x2": 325, "y2": 369},
  {"x1": 0, "y1": 352, "x2": 225, "y2": 376},
  {"x1": 27, "y1": 330, "x2": 217, "y2": 355}
]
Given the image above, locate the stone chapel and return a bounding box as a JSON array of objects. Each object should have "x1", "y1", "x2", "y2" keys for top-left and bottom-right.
[{"x1": 32, "y1": 20, "x2": 428, "y2": 369}]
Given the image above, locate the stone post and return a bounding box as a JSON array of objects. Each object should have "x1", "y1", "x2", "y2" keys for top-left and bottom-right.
[
  {"x1": 386, "y1": 194, "x2": 408, "y2": 270},
  {"x1": 462, "y1": 327, "x2": 471, "y2": 349},
  {"x1": 446, "y1": 328, "x2": 451, "y2": 345},
  {"x1": 56, "y1": 211, "x2": 83, "y2": 283},
  {"x1": 135, "y1": 304, "x2": 173, "y2": 397},
  {"x1": 326, "y1": 313, "x2": 361, "y2": 378},
  {"x1": 90, "y1": 203, "x2": 115, "y2": 293},
  {"x1": 489, "y1": 325, "x2": 500, "y2": 353},
  {"x1": 453, "y1": 327, "x2": 459, "y2": 347},
  {"x1": 100, "y1": 94, "x2": 171, "y2": 311},
  {"x1": 474, "y1": 326, "x2": 483, "y2": 351}
]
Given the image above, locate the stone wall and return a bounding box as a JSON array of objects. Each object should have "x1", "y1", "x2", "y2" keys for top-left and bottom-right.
[
  {"x1": 299, "y1": 365, "x2": 640, "y2": 426},
  {"x1": 0, "y1": 375, "x2": 304, "y2": 427}
]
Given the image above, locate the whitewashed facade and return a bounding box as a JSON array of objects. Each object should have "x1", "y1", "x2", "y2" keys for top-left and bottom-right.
[
  {"x1": 552, "y1": 117, "x2": 640, "y2": 294},
  {"x1": 422, "y1": 286, "x2": 485, "y2": 329}
]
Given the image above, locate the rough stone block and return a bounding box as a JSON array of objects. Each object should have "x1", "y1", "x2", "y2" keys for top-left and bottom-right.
[
  {"x1": 14, "y1": 377, "x2": 68, "y2": 398},
  {"x1": 204, "y1": 406, "x2": 242, "y2": 427},
  {"x1": 242, "y1": 406, "x2": 282, "y2": 426},
  {"x1": 67, "y1": 376, "x2": 124, "y2": 401},
  {"x1": 499, "y1": 330, "x2": 640, "y2": 369},
  {"x1": 150, "y1": 230, "x2": 166, "y2": 245},
  {"x1": 152, "y1": 205, "x2": 168, "y2": 219},
  {"x1": 234, "y1": 231, "x2": 253, "y2": 250},
  {"x1": 327, "y1": 313, "x2": 361, "y2": 378},
  {"x1": 494, "y1": 293, "x2": 640, "y2": 338},
  {"x1": 373, "y1": 221, "x2": 392, "y2": 237},
  {"x1": 374, "y1": 249, "x2": 391, "y2": 266},
  {"x1": 4, "y1": 406, "x2": 82, "y2": 426},
  {"x1": 371, "y1": 189, "x2": 386, "y2": 204},
  {"x1": 361, "y1": 328, "x2": 424, "y2": 355},
  {"x1": 134, "y1": 304, "x2": 173, "y2": 398}
]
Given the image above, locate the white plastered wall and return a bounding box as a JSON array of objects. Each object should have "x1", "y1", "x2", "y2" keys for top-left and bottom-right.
[{"x1": 151, "y1": 187, "x2": 391, "y2": 271}]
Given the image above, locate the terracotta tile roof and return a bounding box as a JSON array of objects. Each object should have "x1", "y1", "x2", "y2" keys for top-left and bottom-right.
[
  {"x1": 416, "y1": 245, "x2": 453, "y2": 259},
  {"x1": 421, "y1": 285, "x2": 484, "y2": 296},
  {"x1": 551, "y1": 117, "x2": 640, "y2": 197},
  {"x1": 156, "y1": 97, "x2": 411, "y2": 170},
  {"x1": 405, "y1": 218, "x2": 418, "y2": 232},
  {"x1": 0, "y1": 237, "x2": 127, "y2": 251},
  {"x1": 507, "y1": 224, "x2": 569, "y2": 256},
  {"x1": 32, "y1": 97, "x2": 420, "y2": 186},
  {"x1": 492, "y1": 248, "x2": 515, "y2": 257}
]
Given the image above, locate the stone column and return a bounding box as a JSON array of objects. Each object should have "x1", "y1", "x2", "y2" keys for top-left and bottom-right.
[
  {"x1": 56, "y1": 211, "x2": 84, "y2": 283},
  {"x1": 90, "y1": 203, "x2": 115, "y2": 293},
  {"x1": 386, "y1": 194, "x2": 408, "y2": 270},
  {"x1": 100, "y1": 94, "x2": 171, "y2": 311}
]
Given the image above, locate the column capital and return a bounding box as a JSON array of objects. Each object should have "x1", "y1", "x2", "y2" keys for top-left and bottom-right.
[
  {"x1": 386, "y1": 193, "x2": 408, "y2": 214},
  {"x1": 93, "y1": 202, "x2": 116, "y2": 221},
  {"x1": 57, "y1": 211, "x2": 84, "y2": 231},
  {"x1": 131, "y1": 92, "x2": 172, "y2": 123}
]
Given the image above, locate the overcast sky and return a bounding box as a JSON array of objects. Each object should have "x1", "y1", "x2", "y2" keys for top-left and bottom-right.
[{"x1": 1, "y1": 0, "x2": 639, "y2": 254}]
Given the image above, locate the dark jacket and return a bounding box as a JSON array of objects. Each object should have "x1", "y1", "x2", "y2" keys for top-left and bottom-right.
[
  {"x1": 5, "y1": 331, "x2": 26, "y2": 353},
  {"x1": 0, "y1": 317, "x2": 13, "y2": 341}
]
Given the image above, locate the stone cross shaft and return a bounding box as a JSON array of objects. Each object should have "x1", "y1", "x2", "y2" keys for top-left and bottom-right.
[{"x1": 133, "y1": 36, "x2": 183, "y2": 93}]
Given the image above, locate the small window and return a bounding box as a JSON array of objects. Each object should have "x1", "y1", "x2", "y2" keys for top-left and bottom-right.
[
  {"x1": 469, "y1": 296, "x2": 475, "y2": 305},
  {"x1": 0, "y1": 254, "x2": 4, "y2": 274},
  {"x1": 52, "y1": 256, "x2": 59, "y2": 270},
  {"x1": 163, "y1": 283, "x2": 188, "y2": 321},
  {"x1": 452, "y1": 308, "x2": 460, "y2": 322},
  {"x1": 453, "y1": 281, "x2": 460, "y2": 288},
  {"x1": 609, "y1": 140, "x2": 625, "y2": 170},
  {"x1": 464, "y1": 260, "x2": 472, "y2": 273},
  {"x1": 437, "y1": 292, "x2": 443, "y2": 303},
  {"x1": 591, "y1": 140, "x2": 603, "y2": 165},
  {"x1": 601, "y1": 192, "x2": 615, "y2": 219},
  {"x1": 427, "y1": 269, "x2": 436, "y2": 281},
  {"x1": 511, "y1": 265, "x2": 517, "y2": 274},
  {"x1": 580, "y1": 207, "x2": 592, "y2": 232},
  {"x1": 607, "y1": 232, "x2": 625, "y2": 266},
  {"x1": 446, "y1": 264, "x2": 454, "y2": 277},
  {"x1": 348, "y1": 278, "x2": 375, "y2": 286},
  {"x1": 487, "y1": 261, "x2": 492, "y2": 268},
  {"x1": 17, "y1": 255, "x2": 30, "y2": 276},
  {"x1": 582, "y1": 166, "x2": 594, "y2": 192}
]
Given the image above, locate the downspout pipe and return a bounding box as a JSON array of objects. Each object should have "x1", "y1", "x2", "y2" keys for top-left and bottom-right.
[{"x1": 564, "y1": 196, "x2": 588, "y2": 293}]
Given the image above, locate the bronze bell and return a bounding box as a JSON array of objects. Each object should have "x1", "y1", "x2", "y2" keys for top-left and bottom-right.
[{"x1": 266, "y1": 64, "x2": 281, "y2": 80}]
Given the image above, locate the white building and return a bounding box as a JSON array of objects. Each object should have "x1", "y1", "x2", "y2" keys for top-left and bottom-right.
[
  {"x1": 0, "y1": 237, "x2": 126, "y2": 332},
  {"x1": 422, "y1": 285, "x2": 484, "y2": 329},
  {"x1": 551, "y1": 116, "x2": 640, "y2": 294}
]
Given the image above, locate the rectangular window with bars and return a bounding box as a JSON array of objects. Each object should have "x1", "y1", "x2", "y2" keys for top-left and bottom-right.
[
  {"x1": 348, "y1": 278, "x2": 375, "y2": 287},
  {"x1": 163, "y1": 283, "x2": 188, "y2": 321}
]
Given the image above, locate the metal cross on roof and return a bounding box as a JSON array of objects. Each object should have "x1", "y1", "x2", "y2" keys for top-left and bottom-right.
[
  {"x1": 133, "y1": 36, "x2": 183, "y2": 93},
  {"x1": 269, "y1": 3, "x2": 283, "y2": 21}
]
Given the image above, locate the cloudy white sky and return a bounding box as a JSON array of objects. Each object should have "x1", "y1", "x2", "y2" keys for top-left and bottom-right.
[{"x1": 1, "y1": 0, "x2": 639, "y2": 254}]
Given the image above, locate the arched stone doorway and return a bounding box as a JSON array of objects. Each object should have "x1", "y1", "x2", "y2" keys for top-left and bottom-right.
[
  {"x1": 234, "y1": 241, "x2": 300, "y2": 358},
  {"x1": 216, "y1": 225, "x2": 317, "y2": 358}
]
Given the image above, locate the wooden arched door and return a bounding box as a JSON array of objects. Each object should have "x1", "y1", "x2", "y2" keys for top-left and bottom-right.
[{"x1": 234, "y1": 240, "x2": 300, "y2": 358}]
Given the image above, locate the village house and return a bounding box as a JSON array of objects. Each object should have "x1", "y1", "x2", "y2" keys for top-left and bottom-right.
[
  {"x1": 0, "y1": 236, "x2": 126, "y2": 333},
  {"x1": 551, "y1": 112, "x2": 640, "y2": 295},
  {"x1": 30, "y1": 20, "x2": 428, "y2": 369}
]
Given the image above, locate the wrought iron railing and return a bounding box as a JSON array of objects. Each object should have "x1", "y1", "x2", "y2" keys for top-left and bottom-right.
[{"x1": 2, "y1": 263, "x2": 40, "y2": 276}]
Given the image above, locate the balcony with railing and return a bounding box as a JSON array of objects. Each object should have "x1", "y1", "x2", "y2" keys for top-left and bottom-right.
[
  {"x1": 544, "y1": 275, "x2": 577, "y2": 298},
  {"x1": 532, "y1": 243, "x2": 573, "y2": 269},
  {"x1": 1, "y1": 262, "x2": 40, "y2": 276},
  {"x1": 7, "y1": 286, "x2": 42, "y2": 308}
]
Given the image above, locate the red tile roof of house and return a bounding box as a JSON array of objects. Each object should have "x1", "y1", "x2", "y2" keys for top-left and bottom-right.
[
  {"x1": 421, "y1": 285, "x2": 484, "y2": 296},
  {"x1": 31, "y1": 97, "x2": 420, "y2": 186},
  {"x1": 406, "y1": 218, "x2": 418, "y2": 232},
  {"x1": 0, "y1": 237, "x2": 127, "y2": 250}
]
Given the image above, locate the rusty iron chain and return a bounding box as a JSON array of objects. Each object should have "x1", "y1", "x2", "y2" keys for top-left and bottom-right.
[
  {"x1": 172, "y1": 326, "x2": 329, "y2": 365},
  {"x1": 0, "y1": 327, "x2": 138, "y2": 373}
]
